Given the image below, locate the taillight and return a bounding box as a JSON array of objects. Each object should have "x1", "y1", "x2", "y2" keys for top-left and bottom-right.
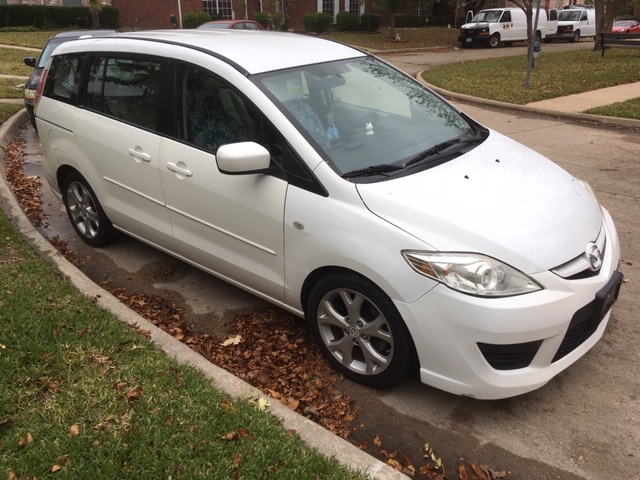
[{"x1": 34, "y1": 66, "x2": 48, "y2": 111}]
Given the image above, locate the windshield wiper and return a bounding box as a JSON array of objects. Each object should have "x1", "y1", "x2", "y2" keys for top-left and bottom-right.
[
  {"x1": 342, "y1": 163, "x2": 405, "y2": 179},
  {"x1": 403, "y1": 134, "x2": 482, "y2": 168}
]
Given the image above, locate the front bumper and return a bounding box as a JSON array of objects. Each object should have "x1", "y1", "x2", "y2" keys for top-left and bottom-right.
[
  {"x1": 458, "y1": 35, "x2": 492, "y2": 45},
  {"x1": 395, "y1": 208, "x2": 621, "y2": 399}
]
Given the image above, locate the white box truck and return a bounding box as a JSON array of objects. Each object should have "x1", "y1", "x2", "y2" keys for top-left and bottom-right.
[
  {"x1": 545, "y1": 7, "x2": 596, "y2": 43},
  {"x1": 459, "y1": 7, "x2": 558, "y2": 48}
]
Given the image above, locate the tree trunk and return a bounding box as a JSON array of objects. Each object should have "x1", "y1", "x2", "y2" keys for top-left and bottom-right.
[
  {"x1": 594, "y1": 0, "x2": 624, "y2": 50},
  {"x1": 388, "y1": 13, "x2": 396, "y2": 40}
]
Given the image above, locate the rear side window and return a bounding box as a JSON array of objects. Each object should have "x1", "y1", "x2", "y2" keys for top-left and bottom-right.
[
  {"x1": 85, "y1": 55, "x2": 162, "y2": 131},
  {"x1": 43, "y1": 54, "x2": 84, "y2": 105}
]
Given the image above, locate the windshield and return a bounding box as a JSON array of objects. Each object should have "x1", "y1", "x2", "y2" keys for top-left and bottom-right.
[
  {"x1": 199, "y1": 23, "x2": 231, "y2": 29},
  {"x1": 256, "y1": 57, "x2": 482, "y2": 179},
  {"x1": 559, "y1": 11, "x2": 582, "y2": 21},
  {"x1": 471, "y1": 11, "x2": 503, "y2": 23}
]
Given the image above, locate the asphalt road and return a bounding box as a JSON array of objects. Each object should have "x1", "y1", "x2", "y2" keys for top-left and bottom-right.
[{"x1": 17, "y1": 41, "x2": 640, "y2": 479}]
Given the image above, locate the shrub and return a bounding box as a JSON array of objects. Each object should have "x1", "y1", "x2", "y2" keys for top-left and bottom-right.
[
  {"x1": 394, "y1": 14, "x2": 425, "y2": 27},
  {"x1": 253, "y1": 11, "x2": 269, "y2": 29},
  {"x1": 0, "y1": 4, "x2": 119, "y2": 29},
  {"x1": 336, "y1": 11, "x2": 359, "y2": 31},
  {"x1": 427, "y1": 14, "x2": 437, "y2": 27},
  {"x1": 436, "y1": 14, "x2": 448, "y2": 26},
  {"x1": 360, "y1": 12, "x2": 380, "y2": 32},
  {"x1": 182, "y1": 11, "x2": 211, "y2": 28},
  {"x1": 272, "y1": 12, "x2": 290, "y2": 31},
  {"x1": 303, "y1": 12, "x2": 331, "y2": 33}
]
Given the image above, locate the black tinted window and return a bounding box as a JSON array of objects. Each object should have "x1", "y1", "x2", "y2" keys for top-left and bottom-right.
[{"x1": 85, "y1": 55, "x2": 161, "y2": 131}]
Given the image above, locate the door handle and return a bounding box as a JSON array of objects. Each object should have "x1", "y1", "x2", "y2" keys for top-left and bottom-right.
[
  {"x1": 166, "y1": 162, "x2": 193, "y2": 177},
  {"x1": 128, "y1": 148, "x2": 151, "y2": 162}
]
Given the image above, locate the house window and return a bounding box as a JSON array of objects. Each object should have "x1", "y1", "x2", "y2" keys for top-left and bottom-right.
[
  {"x1": 489, "y1": 0, "x2": 497, "y2": 7},
  {"x1": 321, "y1": 0, "x2": 335, "y2": 18},
  {"x1": 346, "y1": 0, "x2": 362, "y2": 15},
  {"x1": 203, "y1": 0, "x2": 234, "y2": 19},
  {"x1": 411, "y1": 2, "x2": 427, "y2": 15}
]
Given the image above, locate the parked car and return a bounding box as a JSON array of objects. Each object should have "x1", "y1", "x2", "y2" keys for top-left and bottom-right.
[
  {"x1": 198, "y1": 19, "x2": 265, "y2": 30},
  {"x1": 612, "y1": 20, "x2": 640, "y2": 33},
  {"x1": 34, "y1": 30, "x2": 622, "y2": 399},
  {"x1": 545, "y1": 7, "x2": 596, "y2": 43},
  {"x1": 23, "y1": 29, "x2": 116, "y2": 129}
]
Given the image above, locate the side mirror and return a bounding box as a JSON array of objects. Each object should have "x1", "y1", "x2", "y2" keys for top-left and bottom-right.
[
  {"x1": 216, "y1": 142, "x2": 271, "y2": 175},
  {"x1": 24, "y1": 57, "x2": 37, "y2": 68}
]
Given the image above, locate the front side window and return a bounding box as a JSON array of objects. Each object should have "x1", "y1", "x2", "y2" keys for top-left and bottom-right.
[
  {"x1": 85, "y1": 55, "x2": 162, "y2": 131},
  {"x1": 174, "y1": 64, "x2": 250, "y2": 152},
  {"x1": 256, "y1": 57, "x2": 485, "y2": 181},
  {"x1": 43, "y1": 54, "x2": 84, "y2": 105}
]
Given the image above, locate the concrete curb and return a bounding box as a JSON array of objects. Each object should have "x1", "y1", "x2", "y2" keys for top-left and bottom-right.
[
  {"x1": 417, "y1": 71, "x2": 640, "y2": 130},
  {"x1": 0, "y1": 110, "x2": 407, "y2": 480}
]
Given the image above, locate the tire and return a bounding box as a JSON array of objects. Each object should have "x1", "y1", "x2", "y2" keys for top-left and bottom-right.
[
  {"x1": 488, "y1": 34, "x2": 500, "y2": 48},
  {"x1": 307, "y1": 273, "x2": 416, "y2": 388},
  {"x1": 570, "y1": 30, "x2": 580, "y2": 43},
  {"x1": 62, "y1": 172, "x2": 117, "y2": 247}
]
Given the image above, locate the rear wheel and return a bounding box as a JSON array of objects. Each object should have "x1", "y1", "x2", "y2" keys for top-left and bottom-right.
[
  {"x1": 307, "y1": 273, "x2": 416, "y2": 388},
  {"x1": 62, "y1": 172, "x2": 117, "y2": 247},
  {"x1": 488, "y1": 34, "x2": 500, "y2": 48}
]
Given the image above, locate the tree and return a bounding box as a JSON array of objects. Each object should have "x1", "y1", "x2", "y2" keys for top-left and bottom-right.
[
  {"x1": 509, "y1": 0, "x2": 541, "y2": 61},
  {"x1": 594, "y1": 0, "x2": 627, "y2": 50},
  {"x1": 88, "y1": 0, "x2": 102, "y2": 29},
  {"x1": 372, "y1": 0, "x2": 405, "y2": 39}
]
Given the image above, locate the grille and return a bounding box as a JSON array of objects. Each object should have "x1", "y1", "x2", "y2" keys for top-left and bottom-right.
[
  {"x1": 552, "y1": 271, "x2": 623, "y2": 363},
  {"x1": 478, "y1": 341, "x2": 543, "y2": 370}
]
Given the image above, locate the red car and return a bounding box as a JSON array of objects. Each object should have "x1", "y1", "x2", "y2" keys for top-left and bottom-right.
[
  {"x1": 612, "y1": 20, "x2": 640, "y2": 33},
  {"x1": 198, "y1": 19, "x2": 266, "y2": 30}
]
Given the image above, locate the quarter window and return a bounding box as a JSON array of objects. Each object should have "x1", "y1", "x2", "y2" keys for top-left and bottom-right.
[
  {"x1": 43, "y1": 54, "x2": 84, "y2": 105},
  {"x1": 85, "y1": 55, "x2": 162, "y2": 131}
]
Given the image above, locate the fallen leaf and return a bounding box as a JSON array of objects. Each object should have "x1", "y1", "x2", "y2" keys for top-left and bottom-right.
[
  {"x1": 221, "y1": 335, "x2": 243, "y2": 346},
  {"x1": 69, "y1": 424, "x2": 80, "y2": 436},
  {"x1": 374, "y1": 434, "x2": 382, "y2": 447}
]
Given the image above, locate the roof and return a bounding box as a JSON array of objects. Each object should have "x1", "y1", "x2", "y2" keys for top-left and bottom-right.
[{"x1": 54, "y1": 30, "x2": 366, "y2": 75}]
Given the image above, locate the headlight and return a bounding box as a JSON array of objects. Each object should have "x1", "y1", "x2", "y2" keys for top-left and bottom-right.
[
  {"x1": 402, "y1": 251, "x2": 542, "y2": 297},
  {"x1": 24, "y1": 88, "x2": 36, "y2": 100}
]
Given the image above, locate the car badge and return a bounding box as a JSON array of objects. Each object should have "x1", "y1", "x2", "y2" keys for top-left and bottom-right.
[{"x1": 586, "y1": 243, "x2": 602, "y2": 271}]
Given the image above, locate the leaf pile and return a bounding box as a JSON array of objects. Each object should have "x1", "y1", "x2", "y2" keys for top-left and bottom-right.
[
  {"x1": 108, "y1": 287, "x2": 360, "y2": 439},
  {"x1": 4, "y1": 136, "x2": 45, "y2": 227}
]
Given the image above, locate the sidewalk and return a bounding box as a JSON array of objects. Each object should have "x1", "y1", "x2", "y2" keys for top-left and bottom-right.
[{"x1": 525, "y1": 81, "x2": 640, "y2": 113}]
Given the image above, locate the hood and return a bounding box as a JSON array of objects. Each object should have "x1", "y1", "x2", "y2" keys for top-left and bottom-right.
[
  {"x1": 462, "y1": 22, "x2": 489, "y2": 29},
  {"x1": 356, "y1": 131, "x2": 603, "y2": 274}
]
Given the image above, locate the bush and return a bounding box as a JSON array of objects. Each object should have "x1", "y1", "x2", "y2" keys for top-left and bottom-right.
[
  {"x1": 303, "y1": 12, "x2": 331, "y2": 33},
  {"x1": 182, "y1": 11, "x2": 211, "y2": 28},
  {"x1": 336, "y1": 11, "x2": 359, "y2": 31},
  {"x1": 427, "y1": 14, "x2": 437, "y2": 27},
  {"x1": 394, "y1": 14, "x2": 426, "y2": 28},
  {"x1": 253, "y1": 11, "x2": 269, "y2": 29},
  {"x1": 436, "y1": 14, "x2": 448, "y2": 26},
  {"x1": 360, "y1": 12, "x2": 380, "y2": 32},
  {"x1": 0, "y1": 4, "x2": 119, "y2": 29},
  {"x1": 271, "y1": 12, "x2": 290, "y2": 31}
]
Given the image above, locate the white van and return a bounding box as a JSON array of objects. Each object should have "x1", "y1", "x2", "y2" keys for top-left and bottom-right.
[
  {"x1": 35, "y1": 30, "x2": 621, "y2": 399},
  {"x1": 459, "y1": 7, "x2": 556, "y2": 48},
  {"x1": 545, "y1": 7, "x2": 596, "y2": 43}
]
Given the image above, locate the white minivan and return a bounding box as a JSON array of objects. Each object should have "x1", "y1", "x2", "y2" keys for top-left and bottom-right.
[
  {"x1": 459, "y1": 7, "x2": 557, "y2": 48},
  {"x1": 545, "y1": 7, "x2": 596, "y2": 43},
  {"x1": 35, "y1": 30, "x2": 622, "y2": 399}
]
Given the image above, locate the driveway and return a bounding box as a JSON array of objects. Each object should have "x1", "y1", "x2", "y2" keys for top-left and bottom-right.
[{"x1": 15, "y1": 40, "x2": 639, "y2": 479}]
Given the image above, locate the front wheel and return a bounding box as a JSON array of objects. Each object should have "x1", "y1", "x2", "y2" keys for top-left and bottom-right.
[
  {"x1": 62, "y1": 172, "x2": 117, "y2": 247},
  {"x1": 488, "y1": 34, "x2": 500, "y2": 48},
  {"x1": 307, "y1": 273, "x2": 416, "y2": 388},
  {"x1": 570, "y1": 30, "x2": 580, "y2": 43}
]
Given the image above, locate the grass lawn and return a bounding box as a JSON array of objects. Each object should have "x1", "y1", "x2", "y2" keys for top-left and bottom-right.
[
  {"x1": 325, "y1": 27, "x2": 459, "y2": 51},
  {"x1": 586, "y1": 97, "x2": 640, "y2": 120},
  {"x1": 0, "y1": 103, "x2": 24, "y2": 122},
  {"x1": 0, "y1": 78, "x2": 26, "y2": 99},
  {"x1": 0, "y1": 210, "x2": 364, "y2": 479}
]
